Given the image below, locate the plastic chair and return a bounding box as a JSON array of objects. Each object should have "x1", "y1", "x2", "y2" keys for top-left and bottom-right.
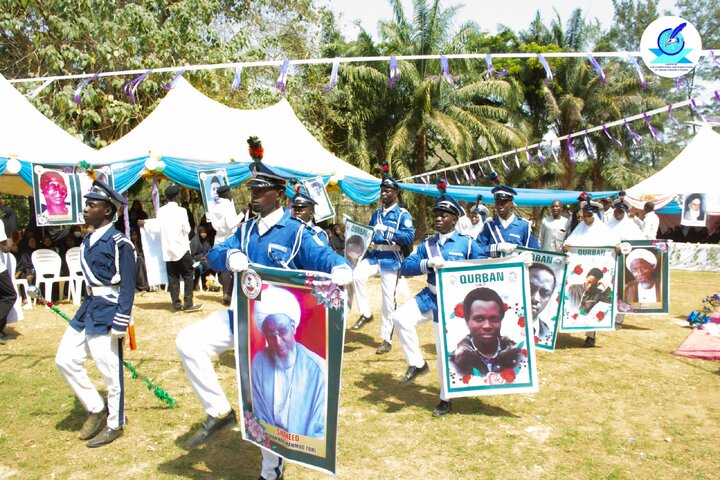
[
  {"x1": 4, "y1": 252, "x2": 31, "y2": 311},
  {"x1": 31, "y1": 249, "x2": 71, "y2": 303},
  {"x1": 65, "y1": 247, "x2": 84, "y2": 306}
]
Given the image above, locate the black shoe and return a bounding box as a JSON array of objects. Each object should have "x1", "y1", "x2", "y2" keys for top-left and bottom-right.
[
  {"x1": 87, "y1": 426, "x2": 123, "y2": 448},
  {"x1": 375, "y1": 340, "x2": 392, "y2": 354},
  {"x1": 399, "y1": 362, "x2": 429, "y2": 385},
  {"x1": 222, "y1": 299, "x2": 231, "y2": 306},
  {"x1": 351, "y1": 314, "x2": 373, "y2": 330},
  {"x1": 187, "y1": 409, "x2": 237, "y2": 449},
  {"x1": 582, "y1": 336, "x2": 596, "y2": 348},
  {"x1": 78, "y1": 407, "x2": 108, "y2": 440},
  {"x1": 432, "y1": 400, "x2": 452, "y2": 417},
  {"x1": 258, "y1": 474, "x2": 284, "y2": 480},
  {"x1": 183, "y1": 304, "x2": 203, "y2": 312},
  {"x1": 0, "y1": 330, "x2": 8, "y2": 340}
]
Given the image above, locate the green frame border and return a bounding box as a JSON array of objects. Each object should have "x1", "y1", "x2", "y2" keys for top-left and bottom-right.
[
  {"x1": 233, "y1": 266, "x2": 345, "y2": 476},
  {"x1": 437, "y1": 260, "x2": 538, "y2": 395}
]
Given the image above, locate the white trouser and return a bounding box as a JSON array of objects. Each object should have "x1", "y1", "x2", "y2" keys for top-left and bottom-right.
[
  {"x1": 175, "y1": 310, "x2": 234, "y2": 417},
  {"x1": 352, "y1": 259, "x2": 398, "y2": 342},
  {"x1": 177, "y1": 310, "x2": 284, "y2": 479},
  {"x1": 261, "y1": 449, "x2": 284, "y2": 480},
  {"x1": 393, "y1": 298, "x2": 433, "y2": 368},
  {"x1": 55, "y1": 326, "x2": 124, "y2": 429},
  {"x1": 432, "y1": 320, "x2": 448, "y2": 402}
]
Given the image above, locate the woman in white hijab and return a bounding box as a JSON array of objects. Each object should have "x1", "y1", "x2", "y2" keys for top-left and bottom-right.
[{"x1": 563, "y1": 197, "x2": 621, "y2": 347}]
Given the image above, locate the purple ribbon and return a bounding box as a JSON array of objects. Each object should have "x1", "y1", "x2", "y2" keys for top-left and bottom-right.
[
  {"x1": 513, "y1": 149, "x2": 521, "y2": 169},
  {"x1": 231, "y1": 67, "x2": 243, "y2": 90},
  {"x1": 123, "y1": 69, "x2": 152, "y2": 104},
  {"x1": 602, "y1": 124, "x2": 623, "y2": 148},
  {"x1": 628, "y1": 56, "x2": 647, "y2": 89},
  {"x1": 709, "y1": 51, "x2": 720, "y2": 70},
  {"x1": 690, "y1": 98, "x2": 708, "y2": 123},
  {"x1": 440, "y1": 55, "x2": 456, "y2": 85},
  {"x1": 462, "y1": 167, "x2": 470, "y2": 182},
  {"x1": 163, "y1": 68, "x2": 186, "y2": 90},
  {"x1": 624, "y1": 119, "x2": 643, "y2": 145},
  {"x1": 643, "y1": 113, "x2": 658, "y2": 140},
  {"x1": 453, "y1": 170, "x2": 461, "y2": 184},
  {"x1": 387, "y1": 56, "x2": 401, "y2": 88},
  {"x1": 587, "y1": 54, "x2": 606, "y2": 85},
  {"x1": 501, "y1": 157, "x2": 511, "y2": 172},
  {"x1": 567, "y1": 136, "x2": 576, "y2": 163},
  {"x1": 151, "y1": 173, "x2": 160, "y2": 212},
  {"x1": 715, "y1": 90, "x2": 720, "y2": 102},
  {"x1": 667, "y1": 105, "x2": 681, "y2": 126},
  {"x1": 276, "y1": 59, "x2": 290, "y2": 94},
  {"x1": 73, "y1": 72, "x2": 100, "y2": 104},
  {"x1": 323, "y1": 57, "x2": 340, "y2": 94},
  {"x1": 583, "y1": 129, "x2": 594, "y2": 158},
  {"x1": 537, "y1": 54, "x2": 553, "y2": 84},
  {"x1": 123, "y1": 193, "x2": 130, "y2": 236},
  {"x1": 536, "y1": 146, "x2": 546, "y2": 164},
  {"x1": 484, "y1": 53, "x2": 507, "y2": 79},
  {"x1": 468, "y1": 167, "x2": 477, "y2": 182},
  {"x1": 525, "y1": 148, "x2": 533, "y2": 164},
  {"x1": 420, "y1": 175, "x2": 428, "y2": 184},
  {"x1": 478, "y1": 163, "x2": 486, "y2": 177},
  {"x1": 549, "y1": 140, "x2": 559, "y2": 162}
]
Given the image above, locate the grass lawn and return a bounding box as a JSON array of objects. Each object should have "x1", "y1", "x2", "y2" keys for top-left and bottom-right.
[{"x1": 1, "y1": 270, "x2": 718, "y2": 479}]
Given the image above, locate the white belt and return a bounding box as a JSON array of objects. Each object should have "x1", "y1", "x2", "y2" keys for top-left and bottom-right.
[
  {"x1": 87, "y1": 285, "x2": 120, "y2": 296},
  {"x1": 371, "y1": 245, "x2": 401, "y2": 252},
  {"x1": 427, "y1": 284, "x2": 437, "y2": 294}
]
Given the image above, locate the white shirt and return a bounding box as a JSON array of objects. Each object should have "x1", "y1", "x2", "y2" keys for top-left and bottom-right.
[
  {"x1": 565, "y1": 218, "x2": 620, "y2": 247},
  {"x1": 607, "y1": 214, "x2": 645, "y2": 241},
  {"x1": 257, "y1": 207, "x2": 285, "y2": 236},
  {"x1": 0, "y1": 223, "x2": 6, "y2": 273},
  {"x1": 88, "y1": 223, "x2": 113, "y2": 247},
  {"x1": 539, "y1": 215, "x2": 570, "y2": 252},
  {"x1": 143, "y1": 201, "x2": 190, "y2": 261},
  {"x1": 632, "y1": 211, "x2": 659, "y2": 240},
  {"x1": 210, "y1": 197, "x2": 241, "y2": 244},
  {"x1": 272, "y1": 346, "x2": 298, "y2": 431}
]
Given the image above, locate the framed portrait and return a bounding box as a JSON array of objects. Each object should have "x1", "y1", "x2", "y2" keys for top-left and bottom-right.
[
  {"x1": 517, "y1": 247, "x2": 568, "y2": 351},
  {"x1": 32, "y1": 165, "x2": 78, "y2": 226},
  {"x1": 436, "y1": 256, "x2": 538, "y2": 398},
  {"x1": 234, "y1": 266, "x2": 347, "y2": 476},
  {"x1": 197, "y1": 169, "x2": 229, "y2": 216},
  {"x1": 680, "y1": 193, "x2": 707, "y2": 227},
  {"x1": 559, "y1": 246, "x2": 617, "y2": 332},
  {"x1": 617, "y1": 240, "x2": 670, "y2": 314},
  {"x1": 302, "y1": 176, "x2": 335, "y2": 223},
  {"x1": 76, "y1": 166, "x2": 115, "y2": 218},
  {"x1": 343, "y1": 219, "x2": 373, "y2": 268}
]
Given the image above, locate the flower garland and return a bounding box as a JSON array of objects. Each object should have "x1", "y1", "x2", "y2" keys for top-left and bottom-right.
[{"x1": 686, "y1": 293, "x2": 720, "y2": 328}]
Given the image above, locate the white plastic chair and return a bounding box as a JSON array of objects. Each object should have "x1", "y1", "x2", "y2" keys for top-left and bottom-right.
[
  {"x1": 31, "y1": 249, "x2": 71, "y2": 303},
  {"x1": 65, "y1": 247, "x2": 84, "y2": 305}
]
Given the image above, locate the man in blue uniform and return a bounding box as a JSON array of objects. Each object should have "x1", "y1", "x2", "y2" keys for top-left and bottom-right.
[
  {"x1": 175, "y1": 137, "x2": 352, "y2": 480},
  {"x1": 55, "y1": 180, "x2": 136, "y2": 447},
  {"x1": 291, "y1": 184, "x2": 329, "y2": 245},
  {"x1": 394, "y1": 185, "x2": 485, "y2": 416},
  {"x1": 476, "y1": 185, "x2": 538, "y2": 256},
  {"x1": 351, "y1": 170, "x2": 415, "y2": 354}
]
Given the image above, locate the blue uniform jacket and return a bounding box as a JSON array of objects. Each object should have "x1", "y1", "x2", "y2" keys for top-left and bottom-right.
[
  {"x1": 400, "y1": 231, "x2": 485, "y2": 321},
  {"x1": 71, "y1": 226, "x2": 136, "y2": 335},
  {"x1": 476, "y1": 215, "x2": 539, "y2": 257},
  {"x1": 363, "y1": 204, "x2": 414, "y2": 271},
  {"x1": 207, "y1": 209, "x2": 349, "y2": 273},
  {"x1": 309, "y1": 223, "x2": 329, "y2": 245}
]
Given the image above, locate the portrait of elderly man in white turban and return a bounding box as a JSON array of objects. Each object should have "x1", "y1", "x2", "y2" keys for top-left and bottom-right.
[
  {"x1": 251, "y1": 285, "x2": 326, "y2": 438},
  {"x1": 624, "y1": 249, "x2": 661, "y2": 305}
]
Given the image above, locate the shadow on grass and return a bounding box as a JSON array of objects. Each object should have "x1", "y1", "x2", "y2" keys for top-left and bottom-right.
[
  {"x1": 344, "y1": 329, "x2": 379, "y2": 349},
  {"x1": 56, "y1": 397, "x2": 92, "y2": 432},
  {"x1": 355, "y1": 372, "x2": 517, "y2": 418},
  {"x1": 158, "y1": 424, "x2": 261, "y2": 479},
  {"x1": 554, "y1": 333, "x2": 590, "y2": 350},
  {"x1": 617, "y1": 323, "x2": 651, "y2": 331},
  {"x1": 218, "y1": 350, "x2": 235, "y2": 369}
]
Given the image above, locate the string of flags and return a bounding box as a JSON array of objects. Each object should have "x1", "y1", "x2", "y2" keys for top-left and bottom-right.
[
  {"x1": 397, "y1": 89, "x2": 720, "y2": 184},
  {"x1": 12, "y1": 50, "x2": 720, "y2": 101}
]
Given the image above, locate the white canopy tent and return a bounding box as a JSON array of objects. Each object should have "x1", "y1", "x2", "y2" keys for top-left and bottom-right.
[
  {"x1": 0, "y1": 73, "x2": 100, "y2": 195},
  {"x1": 98, "y1": 78, "x2": 376, "y2": 181},
  {"x1": 625, "y1": 126, "x2": 720, "y2": 213}
]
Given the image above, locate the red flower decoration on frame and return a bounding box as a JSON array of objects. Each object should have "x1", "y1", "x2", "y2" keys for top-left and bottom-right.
[
  {"x1": 453, "y1": 303, "x2": 464, "y2": 318},
  {"x1": 573, "y1": 265, "x2": 583, "y2": 275},
  {"x1": 517, "y1": 316, "x2": 525, "y2": 328},
  {"x1": 500, "y1": 368, "x2": 516, "y2": 383},
  {"x1": 596, "y1": 311, "x2": 605, "y2": 321},
  {"x1": 462, "y1": 374, "x2": 472, "y2": 384}
]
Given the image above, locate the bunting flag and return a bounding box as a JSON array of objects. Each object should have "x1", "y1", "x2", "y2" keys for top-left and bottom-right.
[
  {"x1": 602, "y1": 124, "x2": 623, "y2": 148},
  {"x1": 537, "y1": 53, "x2": 553, "y2": 84},
  {"x1": 123, "y1": 192, "x2": 130, "y2": 236},
  {"x1": 628, "y1": 55, "x2": 648, "y2": 89},
  {"x1": 151, "y1": 173, "x2": 160, "y2": 212},
  {"x1": 276, "y1": 59, "x2": 290, "y2": 94},
  {"x1": 123, "y1": 69, "x2": 152, "y2": 104},
  {"x1": 387, "y1": 56, "x2": 401, "y2": 87},
  {"x1": 163, "y1": 68, "x2": 186, "y2": 90},
  {"x1": 513, "y1": 150, "x2": 521, "y2": 169},
  {"x1": 231, "y1": 67, "x2": 243, "y2": 90},
  {"x1": 73, "y1": 73, "x2": 100, "y2": 104},
  {"x1": 549, "y1": 139, "x2": 559, "y2": 162},
  {"x1": 587, "y1": 53, "x2": 606, "y2": 84},
  {"x1": 567, "y1": 136, "x2": 576, "y2": 163},
  {"x1": 624, "y1": 119, "x2": 643, "y2": 145},
  {"x1": 643, "y1": 112, "x2": 658, "y2": 140},
  {"x1": 323, "y1": 57, "x2": 340, "y2": 94}
]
